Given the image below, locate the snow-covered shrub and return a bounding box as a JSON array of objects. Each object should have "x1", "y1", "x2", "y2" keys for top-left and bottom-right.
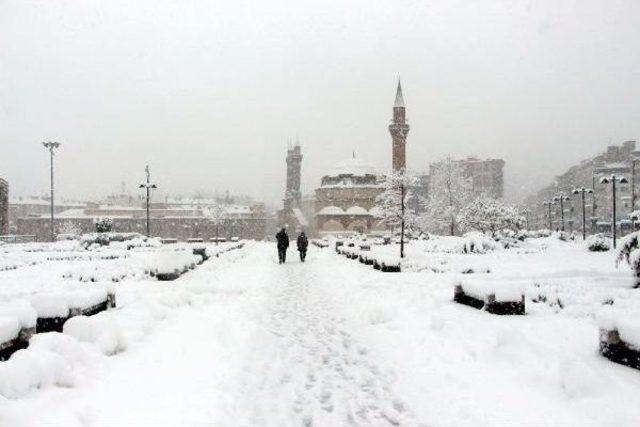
[
  {"x1": 94, "y1": 218, "x2": 113, "y2": 233},
  {"x1": 616, "y1": 232, "x2": 640, "y2": 288},
  {"x1": 586, "y1": 234, "x2": 610, "y2": 252},
  {"x1": 80, "y1": 232, "x2": 143, "y2": 249},
  {"x1": 553, "y1": 231, "x2": 574, "y2": 242},
  {"x1": 462, "y1": 231, "x2": 497, "y2": 254},
  {"x1": 458, "y1": 197, "x2": 525, "y2": 236},
  {"x1": 57, "y1": 221, "x2": 82, "y2": 239}
]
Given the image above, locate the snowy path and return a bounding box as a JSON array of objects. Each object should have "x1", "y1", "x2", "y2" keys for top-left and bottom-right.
[{"x1": 222, "y1": 250, "x2": 415, "y2": 426}]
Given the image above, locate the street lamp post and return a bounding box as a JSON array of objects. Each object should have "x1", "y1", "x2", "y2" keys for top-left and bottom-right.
[
  {"x1": 139, "y1": 165, "x2": 157, "y2": 237},
  {"x1": 572, "y1": 187, "x2": 593, "y2": 240},
  {"x1": 600, "y1": 175, "x2": 629, "y2": 249},
  {"x1": 552, "y1": 194, "x2": 570, "y2": 232},
  {"x1": 42, "y1": 141, "x2": 61, "y2": 241},
  {"x1": 542, "y1": 200, "x2": 553, "y2": 230}
]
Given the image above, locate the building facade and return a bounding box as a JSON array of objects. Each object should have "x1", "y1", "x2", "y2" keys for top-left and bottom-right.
[
  {"x1": 524, "y1": 140, "x2": 639, "y2": 234},
  {"x1": 13, "y1": 195, "x2": 267, "y2": 241},
  {"x1": 314, "y1": 157, "x2": 384, "y2": 235},
  {"x1": 427, "y1": 156, "x2": 505, "y2": 200},
  {"x1": 0, "y1": 178, "x2": 8, "y2": 235}
]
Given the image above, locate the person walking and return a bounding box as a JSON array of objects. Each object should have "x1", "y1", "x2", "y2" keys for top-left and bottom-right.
[
  {"x1": 297, "y1": 231, "x2": 309, "y2": 262},
  {"x1": 275, "y1": 228, "x2": 289, "y2": 264}
]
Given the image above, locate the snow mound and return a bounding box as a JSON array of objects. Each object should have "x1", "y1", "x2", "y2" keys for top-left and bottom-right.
[
  {"x1": 0, "y1": 317, "x2": 21, "y2": 344},
  {"x1": 423, "y1": 232, "x2": 498, "y2": 254},
  {"x1": 460, "y1": 280, "x2": 525, "y2": 302},
  {"x1": 30, "y1": 294, "x2": 70, "y2": 318},
  {"x1": 63, "y1": 313, "x2": 126, "y2": 355},
  {"x1": 597, "y1": 306, "x2": 640, "y2": 349},
  {"x1": 0, "y1": 300, "x2": 37, "y2": 329},
  {"x1": 0, "y1": 333, "x2": 92, "y2": 399},
  {"x1": 66, "y1": 288, "x2": 109, "y2": 313}
]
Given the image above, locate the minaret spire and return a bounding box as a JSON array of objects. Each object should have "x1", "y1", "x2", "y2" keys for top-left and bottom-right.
[{"x1": 394, "y1": 79, "x2": 405, "y2": 108}]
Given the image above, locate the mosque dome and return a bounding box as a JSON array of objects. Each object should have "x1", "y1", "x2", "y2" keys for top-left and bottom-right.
[{"x1": 327, "y1": 157, "x2": 377, "y2": 178}]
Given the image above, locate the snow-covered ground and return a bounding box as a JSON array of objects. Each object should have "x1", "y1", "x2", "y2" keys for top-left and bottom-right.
[{"x1": 1, "y1": 237, "x2": 640, "y2": 426}]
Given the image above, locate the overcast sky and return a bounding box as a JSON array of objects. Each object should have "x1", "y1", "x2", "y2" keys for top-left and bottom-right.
[{"x1": 1, "y1": 0, "x2": 639, "y2": 207}]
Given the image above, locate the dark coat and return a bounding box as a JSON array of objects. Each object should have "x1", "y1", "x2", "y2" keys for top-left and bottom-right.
[
  {"x1": 276, "y1": 230, "x2": 289, "y2": 249},
  {"x1": 297, "y1": 233, "x2": 308, "y2": 251}
]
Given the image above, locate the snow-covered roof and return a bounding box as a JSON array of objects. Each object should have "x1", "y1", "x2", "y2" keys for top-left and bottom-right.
[
  {"x1": 369, "y1": 206, "x2": 382, "y2": 217},
  {"x1": 345, "y1": 206, "x2": 368, "y2": 216},
  {"x1": 327, "y1": 158, "x2": 377, "y2": 177},
  {"x1": 317, "y1": 206, "x2": 345, "y2": 216}
]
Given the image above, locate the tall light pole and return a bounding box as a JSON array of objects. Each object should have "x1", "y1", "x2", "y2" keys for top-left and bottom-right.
[
  {"x1": 42, "y1": 141, "x2": 61, "y2": 241},
  {"x1": 553, "y1": 194, "x2": 570, "y2": 232},
  {"x1": 631, "y1": 158, "x2": 638, "y2": 214},
  {"x1": 572, "y1": 187, "x2": 593, "y2": 240},
  {"x1": 600, "y1": 175, "x2": 629, "y2": 249},
  {"x1": 139, "y1": 165, "x2": 157, "y2": 237},
  {"x1": 542, "y1": 200, "x2": 553, "y2": 230}
]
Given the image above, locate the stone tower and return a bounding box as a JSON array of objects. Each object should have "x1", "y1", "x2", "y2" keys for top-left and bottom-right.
[
  {"x1": 285, "y1": 142, "x2": 302, "y2": 205},
  {"x1": 389, "y1": 80, "x2": 410, "y2": 172}
]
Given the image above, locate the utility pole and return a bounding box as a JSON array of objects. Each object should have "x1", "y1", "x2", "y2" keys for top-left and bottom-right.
[
  {"x1": 542, "y1": 200, "x2": 553, "y2": 230},
  {"x1": 139, "y1": 165, "x2": 157, "y2": 237},
  {"x1": 572, "y1": 187, "x2": 593, "y2": 240},
  {"x1": 600, "y1": 175, "x2": 628, "y2": 249},
  {"x1": 631, "y1": 158, "x2": 637, "y2": 214},
  {"x1": 553, "y1": 194, "x2": 570, "y2": 232},
  {"x1": 42, "y1": 141, "x2": 61, "y2": 241}
]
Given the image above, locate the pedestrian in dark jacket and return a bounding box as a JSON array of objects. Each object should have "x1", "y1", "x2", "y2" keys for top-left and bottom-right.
[
  {"x1": 297, "y1": 231, "x2": 309, "y2": 262},
  {"x1": 275, "y1": 228, "x2": 289, "y2": 264}
]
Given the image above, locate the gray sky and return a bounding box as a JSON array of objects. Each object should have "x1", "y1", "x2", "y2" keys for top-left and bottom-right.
[{"x1": 1, "y1": 0, "x2": 639, "y2": 206}]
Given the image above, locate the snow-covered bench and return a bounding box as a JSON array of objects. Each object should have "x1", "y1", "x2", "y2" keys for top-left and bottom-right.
[
  {"x1": 598, "y1": 309, "x2": 640, "y2": 370},
  {"x1": 454, "y1": 282, "x2": 525, "y2": 315}
]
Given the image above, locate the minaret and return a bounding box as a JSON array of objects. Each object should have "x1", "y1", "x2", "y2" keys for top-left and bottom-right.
[
  {"x1": 389, "y1": 79, "x2": 410, "y2": 172},
  {"x1": 285, "y1": 141, "x2": 302, "y2": 206}
]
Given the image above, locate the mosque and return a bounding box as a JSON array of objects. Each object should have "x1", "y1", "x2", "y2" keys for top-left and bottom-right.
[{"x1": 280, "y1": 81, "x2": 409, "y2": 236}]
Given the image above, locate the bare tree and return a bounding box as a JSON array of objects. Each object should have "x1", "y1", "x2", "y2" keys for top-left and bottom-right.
[
  {"x1": 204, "y1": 204, "x2": 226, "y2": 245},
  {"x1": 423, "y1": 158, "x2": 472, "y2": 235},
  {"x1": 375, "y1": 170, "x2": 416, "y2": 258}
]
